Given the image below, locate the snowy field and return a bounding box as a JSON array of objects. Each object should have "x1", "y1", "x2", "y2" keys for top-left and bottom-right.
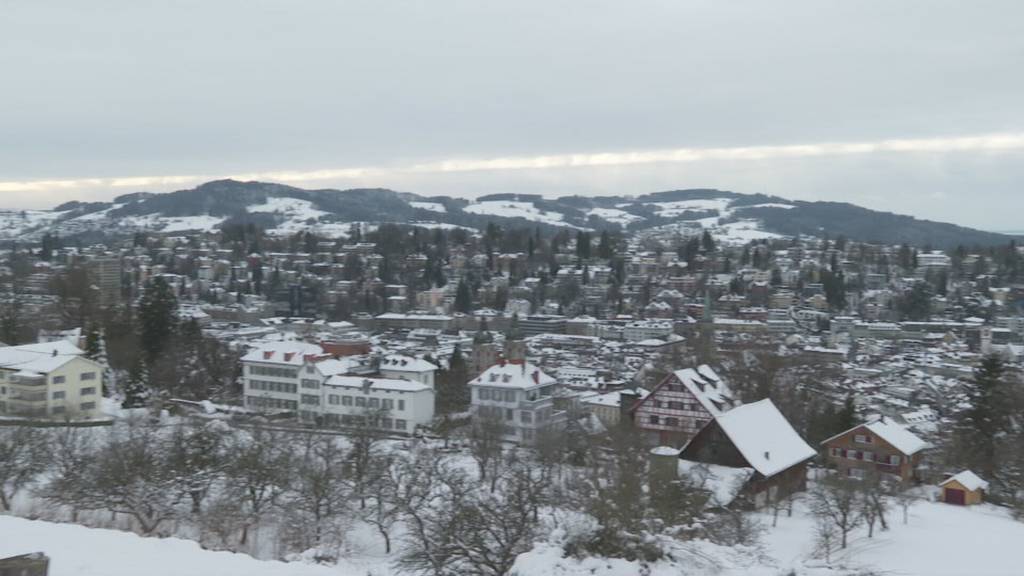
[
  {"x1": 5, "y1": 491, "x2": 1022, "y2": 575},
  {"x1": 586, "y1": 207, "x2": 645, "y2": 227},
  {"x1": 463, "y1": 200, "x2": 572, "y2": 227},
  {"x1": 409, "y1": 201, "x2": 447, "y2": 213}
]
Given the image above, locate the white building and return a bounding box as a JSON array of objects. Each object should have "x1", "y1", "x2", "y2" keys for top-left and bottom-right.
[
  {"x1": 240, "y1": 342, "x2": 437, "y2": 433},
  {"x1": 378, "y1": 355, "x2": 438, "y2": 388},
  {"x1": 321, "y1": 376, "x2": 435, "y2": 433},
  {"x1": 0, "y1": 341, "x2": 105, "y2": 420},
  {"x1": 469, "y1": 360, "x2": 565, "y2": 444},
  {"x1": 622, "y1": 320, "x2": 674, "y2": 342}
]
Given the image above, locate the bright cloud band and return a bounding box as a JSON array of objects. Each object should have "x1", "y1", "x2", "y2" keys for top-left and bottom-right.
[{"x1": 2, "y1": 132, "x2": 1024, "y2": 195}]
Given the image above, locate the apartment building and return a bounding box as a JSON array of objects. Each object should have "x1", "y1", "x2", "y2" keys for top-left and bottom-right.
[
  {"x1": 469, "y1": 359, "x2": 566, "y2": 444},
  {"x1": 0, "y1": 341, "x2": 105, "y2": 420}
]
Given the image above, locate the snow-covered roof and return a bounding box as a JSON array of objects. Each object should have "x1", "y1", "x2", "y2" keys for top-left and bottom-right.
[
  {"x1": 583, "y1": 388, "x2": 650, "y2": 408},
  {"x1": 709, "y1": 399, "x2": 817, "y2": 478},
  {"x1": 0, "y1": 341, "x2": 91, "y2": 375},
  {"x1": 673, "y1": 365, "x2": 737, "y2": 417},
  {"x1": 241, "y1": 341, "x2": 324, "y2": 365},
  {"x1": 469, "y1": 360, "x2": 555, "y2": 389},
  {"x1": 379, "y1": 355, "x2": 438, "y2": 373},
  {"x1": 677, "y1": 460, "x2": 754, "y2": 507},
  {"x1": 940, "y1": 470, "x2": 989, "y2": 492},
  {"x1": 865, "y1": 419, "x2": 930, "y2": 455},
  {"x1": 324, "y1": 375, "x2": 432, "y2": 393}
]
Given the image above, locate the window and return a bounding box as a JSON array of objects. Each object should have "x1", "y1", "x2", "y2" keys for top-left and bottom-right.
[
  {"x1": 505, "y1": 408, "x2": 514, "y2": 421},
  {"x1": 52, "y1": 376, "x2": 66, "y2": 385},
  {"x1": 665, "y1": 417, "x2": 679, "y2": 428},
  {"x1": 306, "y1": 365, "x2": 315, "y2": 373},
  {"x1": 847, "y1": 467, "x2": 866, "y2": 479},
  {"x1": 504, "y1": 390, "x2": 516, "y2": 403},
  {"x1": 301, "y1": 379, "x2": 319, "y2": 389},
  {"x1": 52, "y1": 406, "x2": 65, "y2": 414},
  {"x1": 80, "y1": 402, "x2": 96, "y2": 411},
  {"x1": 521, "y1": 411, "x2": 532, "y2": 424},
  {"x1": 355, "y1": 397, "x2": 366, "y2": 407},
  {"x1": 395, "y1": 419, "x2": 407, "y2": 430},
  {"x1": 368, "y1": 397, "x2": 380, "y2": 408},
  {"x1": 301, "y1": 394, "x2": 320, "y2": 405},
  {"x1": 478, "y1": 388, "x2": 489, "y2": 401},
  {"x1": 382, "y1": 398, "x2": 394, "y2": 410},
  {"x1": 248, "y1": 379, "x2": 298, "y2": 394},
  {"x1": 889, "y1": 455, "x2": 901, "y2": 466},
  {"x1": 249, "y1": 365, "x2": 298, "y2": 379},
  {"x1": 381, "y1": 418, "x2": 393, "y2": 429},
  {"x1": 342, "y1": 396, "x2": 353, "y2": 406},
  {"x1": 80, "y1": 387, "x2": 96, "y2": 396},
  {"x1": 649, "y1": 415, "x2": 660, "y2": 425},
  {"x1": 328, "y1": 394, "x2": 340, "y2": 405},
  {"x1": 52, "y1": 391, "x2": 65, "y2": 400},
  {"x1": 863, "y1": 451, "x2": 875, "y2": 462},
  {"x1": 397, "y1": 399, "x2": 405, "y2": 411},
  {"x1": 854, "y1": 434, "x2": 872, "y2": 444},
  {"x1": 80, "y1": 372, "x2": 97, "y2": 381}
]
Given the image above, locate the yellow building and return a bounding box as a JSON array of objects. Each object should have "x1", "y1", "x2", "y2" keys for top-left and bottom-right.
[
  {"x1": 0, "y1": 341, "x2": 106, "y2": 420},
  {"x1": 939, "y1": 471, "x2": 988, "y2": 506}
]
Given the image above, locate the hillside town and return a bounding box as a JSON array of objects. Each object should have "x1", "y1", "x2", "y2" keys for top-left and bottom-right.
[{"x1": 1, "y1": 217, "x2": 1023, "y2": 574}]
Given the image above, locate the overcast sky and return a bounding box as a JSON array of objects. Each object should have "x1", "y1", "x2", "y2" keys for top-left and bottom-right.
[{"x1": 2, "y1": 1, "x2": 1022, "y2": 230}]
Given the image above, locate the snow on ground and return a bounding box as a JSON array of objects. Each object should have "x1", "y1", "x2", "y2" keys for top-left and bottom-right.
[
  {"x1": 586, "y1": 207, "x2": 645, "y2": 227},
  {"x1": 0, "y1": 516, "x2": 344, "y2": 576},
  {"x1": 0, "y1": 209, "x2": 68, "y2": 239},
  {"x1": 645, "y1": 198, "x2": 732, "y2": 218},
  {"x1": 758, "y1": 495, "x2": 1024, "y2": 576},
  {"x1": 733, "y1": 203, "x2": 796, "y2": 211},
  {"x1": 409, "y1": 201, "x2": 447, "y2": 213},
  {"x1": 119, "y1": 214, "x2": 226, "y2": 232},
  {"x1": 463, "y1": 200, "x2": 572, "y2": 227},
  {"x1": 715, "y1": 220, "x2": 783, "y2": 244}
]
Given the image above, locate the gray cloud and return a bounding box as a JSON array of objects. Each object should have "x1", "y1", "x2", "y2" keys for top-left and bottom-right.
[{"x1": 1, "y1": 0, "x2": 1022, "y2": 228}]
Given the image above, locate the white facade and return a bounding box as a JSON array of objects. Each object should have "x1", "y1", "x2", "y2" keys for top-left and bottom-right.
[
  {"x1": 0, "y1": 341, "x2": 105, "y2": 420},
  {"x1": 469, "y1": 360, "x2": 565, "y2": 444},
  {"x1": 623, "y1": 320, "x2": 674, "y2": 342},
  {"x1": 321, "y1": 376, "x2": 434, "y2": 433},
  {"x1": 240, "y1": 342, "x2": 436, "y2": 434}
]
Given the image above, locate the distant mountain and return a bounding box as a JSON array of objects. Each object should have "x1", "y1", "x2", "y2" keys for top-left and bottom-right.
[{"x1": 0, "y1": 180, "x2": 1016, "y2": 248}]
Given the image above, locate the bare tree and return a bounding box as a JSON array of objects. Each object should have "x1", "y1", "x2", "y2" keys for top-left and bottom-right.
[
  {"x1": 167, "y1": 419, "x2": 229, "y2": 514},
  {"x1": 859, "y1": 472, "x2": 891, "y2": 537},
  {"x1": 345, "y1": 406, "x2": 386, "y2": 509},
  {"x1": 39, "y1": 426, "x2": 93, "y2": 521},
  {"x1": 282, "y1": 433, "x2": 350, "y2": 557},
  {"x1": 810, "y1": 475, "x2": 863, "y2": 549},
  {"x1": 0, "y1": 426, "x2": 51, "y2": 512},
  {"x1": 74, "y1": 421, "x2": 182, "y2": 535},
  {"x1": 361, "y1": 453, "x2": 402, "y2": 554},
  {"x1": 395, "y1": 448, "x2": 472, "y2": 576},
  {"x1": 224, "y1": 425, "x2": 294, "y2": 545},
  {"x1": 468, "y1": 410, "x2": 506, "y2": 489}
]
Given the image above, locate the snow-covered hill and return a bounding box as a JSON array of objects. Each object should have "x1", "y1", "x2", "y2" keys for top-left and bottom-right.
[{"x1": 1, "y1": 180, "x2": 1016, "y2": 247}]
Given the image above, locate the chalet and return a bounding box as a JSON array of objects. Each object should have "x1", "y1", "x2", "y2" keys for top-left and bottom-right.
[
  {"x1": 821, "y1": 418, "x2": 930, "y2": 483},
  {"x1": 628, "y1": 365, "x2": 737, "y2": 446},
  {"x1": 676, "y1": 399, "x2": 817, "y2": 507},
  {"x1": 939, "y1": 470, "x2": 988, "y2": 506}
]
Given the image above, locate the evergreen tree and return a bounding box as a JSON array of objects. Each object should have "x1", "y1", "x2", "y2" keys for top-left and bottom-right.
[
  {"x1": 597, "y1": 231, "x2": 613, "y2": 260},
  {"x1": 122, "y1": 358, "x2": 151, "y2": 408},
  {"x1": 453, "y1": 279, "x2": 473, "y2": 314},
  {"x1": 836, "y1": 394, "x2": 857, "y2": 434},
  {"x1": 84, "y1": 323, "x2": 102, "y2": 360},
  {"x1": 436, "y1": 344, "x2": 471, "y2": 414},
  {"x1": 701, "y1": 230, "x2": 716, "y2": 253},
  {"x1": 138, "y1": 277, "x2": 179, "y2": 364},
  {"x1": 953, "y1": 354, "x2": 1013, "y2": 485}
]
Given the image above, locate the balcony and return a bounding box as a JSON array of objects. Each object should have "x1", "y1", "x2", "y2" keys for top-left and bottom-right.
[{"x1": 9, "y1": 373, "x2": 46, "y2": 387}]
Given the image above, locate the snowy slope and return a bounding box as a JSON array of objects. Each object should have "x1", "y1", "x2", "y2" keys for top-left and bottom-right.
[
  {"x1": 586, "y1": 207, "x2": 645, "y2": 227},
  {"x1": 0, "y1": 517, "x2": 340, "y2": 576},
  {"x1": 409, "y1": 201, "x2": 447, "y2": 213},
  {"x1": 463, "y1": 200, "x2": 570, "y2": 227}
]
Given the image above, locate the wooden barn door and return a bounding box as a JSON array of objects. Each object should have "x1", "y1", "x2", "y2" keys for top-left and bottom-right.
[{"x1": 945, "y1": 488, "x2": 965, "y2": 505}]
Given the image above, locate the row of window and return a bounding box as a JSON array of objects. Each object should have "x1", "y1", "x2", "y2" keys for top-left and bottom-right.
[
  {"x1": 246, "y1": 396, "x2": 298, "y2": 410},
  {"x1": 248, "y1": 379, "x2": 298, "y2": 394},
  {"x1": 301, "y1": 379, "x2": 320, "y2": 389},
  {"x1": 477, "y1": 404, "x2": 547, "y2": 424},
  {"x1": 830, "y1": 447, "x2": 901, "y2": 466},
  {"x1": 647, "y1": 414, "x2": 705, "y2": 429},
  {"x1": 248, "y1": 365, "x2": 298, "y2": 379},
  {"x1": 477, "y1": 388, "x2": 518, "y2": 403},
  {"x1": 323, "y1": 413, "x2": 408, "y2": 430},
  {"x1": 51, "y1": 388, "x2": 96, "y2": 399},
  {"x1": 650, "y1": 399, "x2": 697, "y2": 412},
  {"x1": 326, "y1": 395, "x2": 407, "y2": 411},
  {"x1": 50, "y1": 373, "x2": 97, "y2": 385},
  {"x1": 51, "y1": 402, "x2": 96, "y2": 414}
]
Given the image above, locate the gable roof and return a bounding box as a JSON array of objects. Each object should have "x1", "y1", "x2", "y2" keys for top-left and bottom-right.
[
  {"x1": 469, "y1": 360, "x2": 555, "y2": 390},
  {"x1": 0, "y1": 341, "x2": 93, "y2": 376},
  {"x1": 822, "y1": 418, "x2": 930, "y2": 456},
  {"x1": 705, "y1": 399, "x2": 817, "y2": 478},
  {"x1": 630, "y1": 365, "x2": 738, "y2": 416},
  {"x1": 940, "y1": 470, "x2": 989, "y2": 492},
  {"x1": 379, "y1": 355, "x2": 438, "y2": 373}
]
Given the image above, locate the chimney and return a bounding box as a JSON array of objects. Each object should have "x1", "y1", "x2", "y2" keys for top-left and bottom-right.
[
  {"x1": 52, "y1": 349, "x2": 58, "y2": 357},
  {"x1": 532, "y1": 370, "x2": 540, "y2": 384},
  {"x1": 283, "y1": 352, "x2": 295, "y2": 362},
  {"x1": 764, "y1": 451, "x2": 770, "y2": 461},
  {"x1": 263, "y1": 351, "x2": 273, "y2": 360}
]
